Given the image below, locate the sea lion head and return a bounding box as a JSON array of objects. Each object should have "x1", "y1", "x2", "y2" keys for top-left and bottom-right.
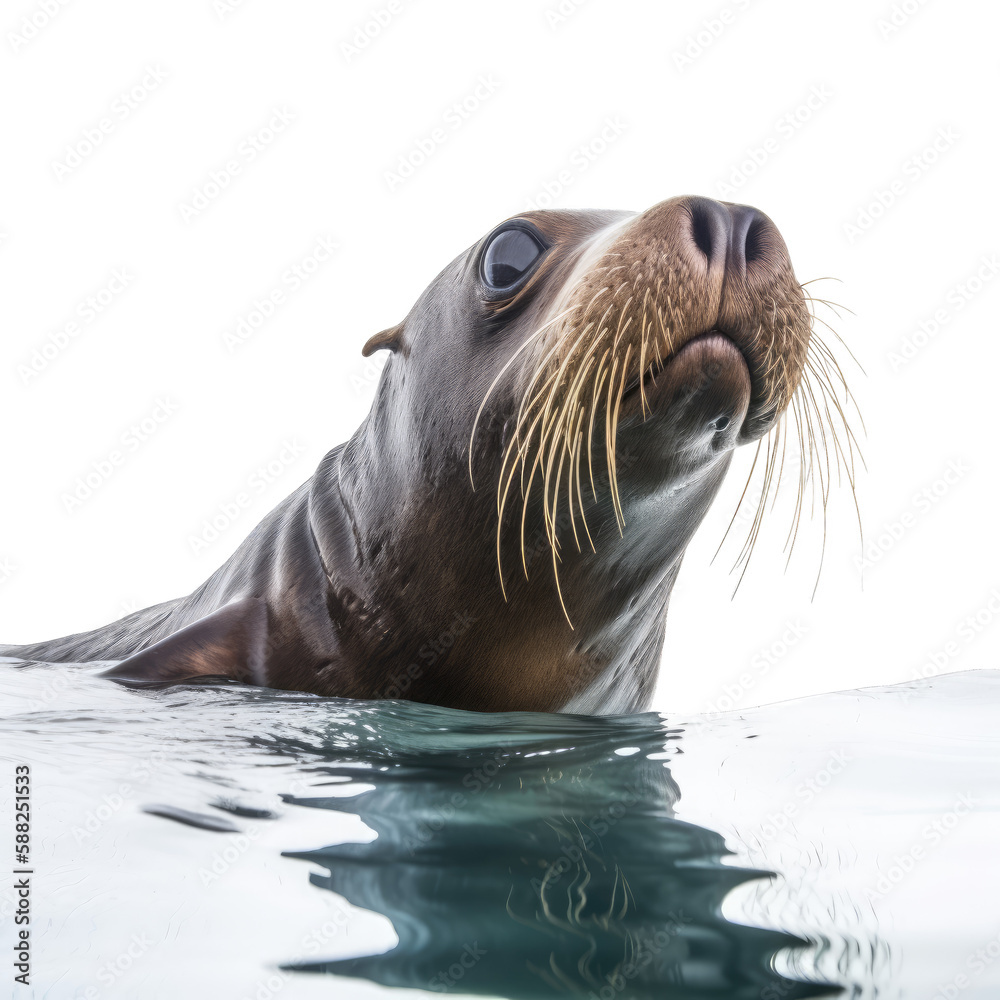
[{"x1": 340, "y1": 196, "x2": 840, "y2": 712}]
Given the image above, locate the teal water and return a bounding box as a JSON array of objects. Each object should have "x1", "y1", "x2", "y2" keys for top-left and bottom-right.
[{"x1": 1, "y1": 663, "x2": 998, "y2": 999}]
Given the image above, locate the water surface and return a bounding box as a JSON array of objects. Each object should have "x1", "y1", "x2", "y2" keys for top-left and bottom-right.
[{"x1": 1, "y1": 662, "x2": 997, "y2": 999}]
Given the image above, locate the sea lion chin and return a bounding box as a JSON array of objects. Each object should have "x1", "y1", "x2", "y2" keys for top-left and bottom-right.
[{"x1": 2, "y1": 195, "x2": 826, "y2": 715}]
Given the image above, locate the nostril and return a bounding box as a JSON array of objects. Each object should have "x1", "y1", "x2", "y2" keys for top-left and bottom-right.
[
  {"x1": 744, "y1": 216, "x2": 767, "y2": 266},
  {"x1": 690, "y1": 203, "x2": 716, "y2": 260},
  {"x1": 727, "y1": 203, "x2": 777, "y2": 275}
]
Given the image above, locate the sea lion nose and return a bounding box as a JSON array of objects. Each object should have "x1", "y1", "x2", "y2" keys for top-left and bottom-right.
[{"x1": 683, "y1": 197, "x2": 775, "y2": 279}]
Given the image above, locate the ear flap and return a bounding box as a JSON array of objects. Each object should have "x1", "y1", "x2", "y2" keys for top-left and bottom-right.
[
  {"x1": 361, "y1": 321, "x2": 404, "y2": 357},
  {"x1": 101, "y1": 597, "x2": 268, "y2": 687}
]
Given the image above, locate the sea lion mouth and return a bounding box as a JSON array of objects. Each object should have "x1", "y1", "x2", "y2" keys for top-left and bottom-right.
[
  {"x1": 619, "y1": 329, "x2": 753, "y2": 439},
  {"x1": 620, "y1": 327, "x2": 748, "y2": 401}
]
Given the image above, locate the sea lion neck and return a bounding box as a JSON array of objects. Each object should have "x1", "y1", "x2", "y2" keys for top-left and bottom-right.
[{"x1": 306, "y1": 441, "x2": 375, "y2": 600}]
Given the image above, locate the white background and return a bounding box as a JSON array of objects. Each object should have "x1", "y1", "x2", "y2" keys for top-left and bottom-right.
[{"x1": 1, "y1": 0, "x2": 997, "y2": 714}]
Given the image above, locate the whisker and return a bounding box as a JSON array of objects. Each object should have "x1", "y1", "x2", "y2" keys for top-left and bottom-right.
[
  {"x1": 720, "y1": 280, "x2": 863, "y2": 596},
  {"x1": 469, "y1": 305, "x2": 579, "y2": 489}
]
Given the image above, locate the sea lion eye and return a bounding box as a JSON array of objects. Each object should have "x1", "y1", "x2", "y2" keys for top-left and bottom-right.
[{"x1": 481, "y1": 226, "x2": 547, "y2": 290}]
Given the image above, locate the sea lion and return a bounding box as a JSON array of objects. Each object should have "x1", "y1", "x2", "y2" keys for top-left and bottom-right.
[{"x1": 1, "y1": 196, "x2": 838, "y2": 714}]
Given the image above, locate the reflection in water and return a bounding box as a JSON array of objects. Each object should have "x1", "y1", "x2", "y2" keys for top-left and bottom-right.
[
  {"x1": 263, "y1": 703, "x2": 837, "y2": 999},
  {"x1": 4, "y1": 664, "x2": 993, "y2": 997}
]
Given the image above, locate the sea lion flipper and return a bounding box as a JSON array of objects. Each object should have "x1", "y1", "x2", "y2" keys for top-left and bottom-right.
[{"x1": 100, "y1": 597, "x2": 268, "y2": 686}]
